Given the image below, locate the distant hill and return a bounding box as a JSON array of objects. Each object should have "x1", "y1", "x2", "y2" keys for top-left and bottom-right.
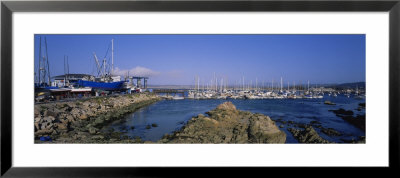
[
  {"x1": 325, "y1": 82, "x2": 365, "y2": 89},
  {"x1": 148, "y1": 85, "x2": 192, "y2": 89},
  {"x1": 148, "y1": 82, "x2": 366, "y2": 90}
]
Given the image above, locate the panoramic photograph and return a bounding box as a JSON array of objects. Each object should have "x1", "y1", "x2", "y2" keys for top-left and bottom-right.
[{"x1": 34, "y1": 34, "x2": 366, "y2": 144}]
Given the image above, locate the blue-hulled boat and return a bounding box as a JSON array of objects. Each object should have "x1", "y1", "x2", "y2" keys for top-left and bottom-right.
[{"x1": 77, "y1": 80, "x2": 124, "y2": 91}]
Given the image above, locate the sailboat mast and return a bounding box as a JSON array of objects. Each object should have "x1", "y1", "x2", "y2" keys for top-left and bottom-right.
[
  {"x1": 103, "y1": 58, "x2": 106, "y2": 79},
  {"x1": 64, "y1": 55, "x2": 66, "y2": 86},
  {"x1": 293, "y1": 81, "x2": 296, "y2": 91},
  {"x1": 111, "y1": 39, "x2": 114, "y2": 76},
  {"x1": 256, "y1": 77, "x2": 258, "y2": 90},
  {"x1": 45, "y1": 37, "x2": 51, "y2": 86},
  {"x1": 242, "y1": 76, "x2": 245, "y2": 91},
  {"x1": 272, "y1": 79, "x2": 274, "y2": 91},
  {"x1": 67, "y1": 56, "x2": 69, "y2": 84},
  {"x1": 221, "y1": 78, "x2": 223, "y2": 92},
  {"x1": 38, "y1": 36, "x2": 42, "y2": 85}
]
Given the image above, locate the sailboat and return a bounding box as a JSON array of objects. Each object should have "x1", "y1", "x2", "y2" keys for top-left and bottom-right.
[{"x1": 354, "y1": 85, "x2": 365, "y2": 99}]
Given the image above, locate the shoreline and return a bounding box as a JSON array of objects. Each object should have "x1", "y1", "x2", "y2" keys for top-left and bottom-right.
[
  {"x1": 35, "y1": 95, "x2": 365, "y2": 144},
  {"x1": 34, "y1": 93, "x2": 161, "y2": 143}
]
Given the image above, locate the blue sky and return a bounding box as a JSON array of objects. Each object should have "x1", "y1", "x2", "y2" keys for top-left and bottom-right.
[{"x1": 34, "y1": 34, "x2": 365, "y2": 86}]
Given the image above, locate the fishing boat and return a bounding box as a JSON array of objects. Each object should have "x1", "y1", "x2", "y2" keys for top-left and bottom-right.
[
  {"x1": 77, "y1": 80, "x2": 124, "y2": 91},
  {"x1": 81, "y1": 39, "x2": 126, "y2": 91}
]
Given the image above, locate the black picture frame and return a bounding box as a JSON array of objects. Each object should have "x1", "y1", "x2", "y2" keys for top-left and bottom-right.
[{"x1": 1, "y1": 0, "x2": 399, "y2": 177}]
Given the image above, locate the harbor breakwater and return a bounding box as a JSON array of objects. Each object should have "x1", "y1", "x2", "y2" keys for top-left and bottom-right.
[{"x1": 34, "y1": 93, "x2": 161, "y2": 143}]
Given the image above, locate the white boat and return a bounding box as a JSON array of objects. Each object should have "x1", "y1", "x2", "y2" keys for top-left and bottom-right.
[
  {"x1": 70, "y1": 87, "x2": 92, "y2": 92},
  {"x1": 172, "y1": 96, "x2": 184, "y2": 100}
]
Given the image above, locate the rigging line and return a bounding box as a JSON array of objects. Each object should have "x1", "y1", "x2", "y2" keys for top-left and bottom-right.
[
  {"x1": 90, "y1": 56, "x2": 96, "y2": 76},
  {"x1": 90, "y1": 54, "x2": 96, "y2": 76},
  {"x1": 38, "y1": 36, "x2": 42, "y2": 85},
  {"x1": 67, "y1": 56, "x2": 69, "y2": 76},
  {"x1": 64, "y1": 55, "x2": 66, "y2": 75},
  {"x1": 103, "y1": 42, "x2": 111, "y2": 60},
  {"x1": 45, "y1": 37, "x2": 51, "y2": 85}
]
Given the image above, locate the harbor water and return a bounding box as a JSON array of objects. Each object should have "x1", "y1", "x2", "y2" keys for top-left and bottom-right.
[{"x1": 105, "y1": 95, "x2": 366, "y2": 143}]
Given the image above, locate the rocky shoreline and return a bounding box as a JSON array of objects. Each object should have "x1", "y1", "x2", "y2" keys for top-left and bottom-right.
[
  {"x1": 329, "y1": 103, "x2": 366, "y2": 131},
  {"x1": 158, "y1": 102, "x2": 287, "y2": 143},
  {"x1": 34, "y1": 93, "x2": 161, "y2": 143},
  {"x1": 35, "y1": 97, "x2": 365, "y2": 144}
]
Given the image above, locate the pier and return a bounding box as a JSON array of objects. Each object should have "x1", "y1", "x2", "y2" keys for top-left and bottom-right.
[
  {"x1": 130, "y1": 76, "x2": 149, "y2": 89},
  {"x1": 153, "y1": 89, "x2": 186, "y2": 99}
]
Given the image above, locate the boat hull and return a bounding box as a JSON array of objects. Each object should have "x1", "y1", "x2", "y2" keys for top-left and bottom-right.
[{"x1": 78, "y1": 80, "x2": 124, "y2": 91}]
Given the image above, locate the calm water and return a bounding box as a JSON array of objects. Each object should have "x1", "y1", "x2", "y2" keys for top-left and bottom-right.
[{"x1": 105, "y1": 95, "x2": 366, "y2": 143}]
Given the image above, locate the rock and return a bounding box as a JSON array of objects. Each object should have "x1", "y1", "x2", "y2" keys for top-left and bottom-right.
[
  {"x1": 341, "y1": 136, "x2": 366, "y2": 143},
  {"x1": 70, "y1": 108, "x2": 80, "y2": 116},
  {"x1": 216, "y1": 102, "x2": 236, "y2": 111},
  {"x1": 35, "y1": 128, "x2": 54, "y2": 136},
  {"x1": 321, "y1": 127, "x2": 342, "y2": 136},
  {"x1": 67, "y1": 103, "x2": 77, "y2": 108},
  {"x1": 82, "y1": 101, "x2": 91, "y2": 107},
  {"x1": 324, "y1": 101, "x2": 336, "y2": 105},
  {"x1": 40, "y1": 121, "x2": 53, "y2": 130},
  {"x1": 55, "y1": 123, "x2": 68, "y2": 130},
  {"x1": 59, "y1": 118, "x2": 68, "y2": 124},
  {"x1": 314, "y1": 125, "x2": 322, "y2": 129},
  {"x1": 341, "y1": 114, "x2": 365, "y2": 131},
  {"x1": 160, "y1": 102, "x2": 286, "y2": 144},
  {"x1": 357, "y1": 136, "x2": 366, "y2": 143},
  {"x1": 279, "y1": 125, "x2": 284, "y2": 128},
  {"x1": 297, "y1": 123, "x2": 307, "y2": 128},
  {"x1": 43, "y1": 116, "x2": 55, "y2": 123},
  {"x1": 329, "y1": 108, "x2": 353, "y2": 116},
  {"x1": 91, "y1": 135, "x2": 104, "y2": 140},
  {"x1": 309, "y1": 120, "x2": 321, "y2": 125},
  {"x1": 248, "y1": 115, "x2": 286, "y2": 143},
  {"x1": 88, "y1": 127, "x2": 98, "y2": 134},
  {"x1": 34, "y1": 117, "x2": 41, "y2": 123},
  {"x1": 34, "y1": 122, "x2": 40, "y2": 131},
  {"x1": 330, "y1": 108, "x2": 365, "y2": 131},
  {"x1": 56, "y1": 103, "x2": 65, "y2": 109},
  {"x1": 78, "y1": 114, "x2": 88, "y2": 120},
  {"x1": 151, "y1": 123, "x2": 158, "y2": 127},
  {"x1": 66, "y1": 115, "x2": 75, "y2": 122},
  {"x1": 93, "y1": 117, "x2": 104, "y2": 126},
  {"x1": 52, "y1": 130, "x2": 58, "y2": 135},
  {"x1": 42, "y1": 110, "x2": 48, "y2": 117},
  {"x1": 34, "y1": 108, "x2": 40, "y2": 117},
  {"x1": 46, "y1": 110, "x2": 58, "y2": 117},
  {"x1": 288, "y1": 126, "x2": 330, "y2": 143}
]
